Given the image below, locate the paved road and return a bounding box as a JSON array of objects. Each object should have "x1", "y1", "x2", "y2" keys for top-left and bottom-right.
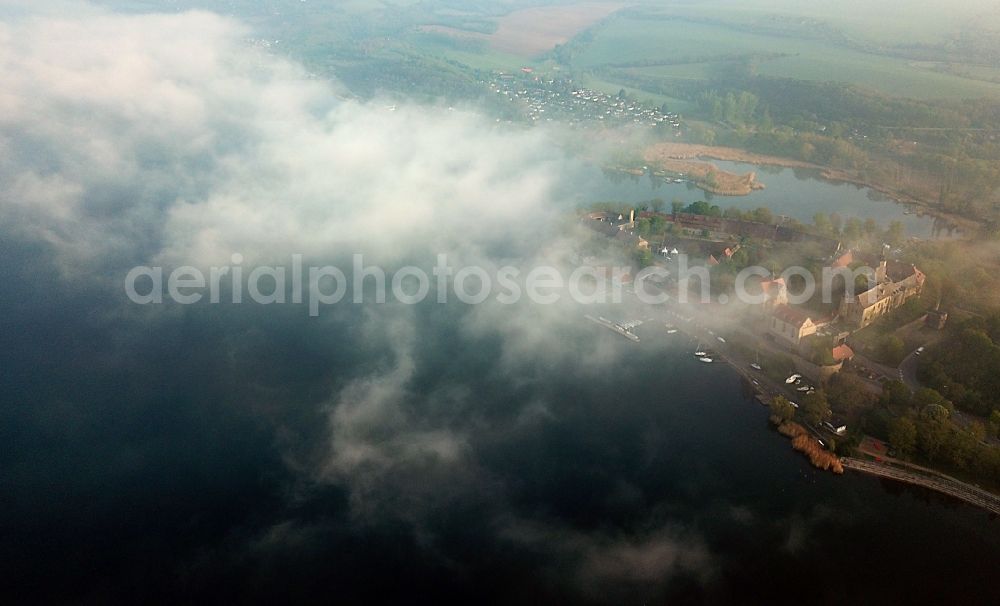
[
  {"x1": 898, "y1": 330, "x2": 945, "y2": 392},
  {"x1": 847, "y1": 350, "x2": 896, "y2": 382},
  {"x1": 898, "y1": 350, "x2": 920, "y2": 391},
  {"x1": 892, "y1": 336, "x2": 998, "y2": 445}
]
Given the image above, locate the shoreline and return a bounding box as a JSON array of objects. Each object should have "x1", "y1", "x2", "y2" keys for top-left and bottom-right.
[
  {"x1": 653, "y1": 306, "x2": 844, "y2": 474},
  {"x1": 641, "y1": 142, "x2": 976, "y2": 232},
  {"x1": 608, "y1": 164, "x2": 764, "y2": 196},
  {"x1": 595, "y1": 298, "x2": 1000, "y2": 510},
  {"x1": 637, "y1": 149, "x2": 765, "y2": 196},
  {"x1": 656, "y1": 306, "x2": 1000, "y2": 511}
]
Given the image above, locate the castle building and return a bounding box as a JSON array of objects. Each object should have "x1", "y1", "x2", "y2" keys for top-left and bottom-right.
[
  {"x1": 839, "y1": 259, "x2": 924, "y2": 329},
  {"x1": 768, "y1": 304, "x2": 817, "y2": 347},
  {"x1": 759, "y1": 277, "x2": 788, "y2": 314}
]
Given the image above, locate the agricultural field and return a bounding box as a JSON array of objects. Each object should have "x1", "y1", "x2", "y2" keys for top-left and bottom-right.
[
  {"x1": 641, "y1": 0, "x2": 999, "y2": 46},
  {"x1": 485, "y1": 2, "x2": 624, "y2": 56},
  {"x1": 577, "y1": 74, "x2": 696, "y2": 114},
  {"x1": 415, "y1": 2, "x2": 624, "y2": 58},
  {"x1": 570, "y1": 14, "x2": 1000, "y2": 101},
  {"x1": 406, "y1": 29, "x2": 533, "y2": 71},
  {"x1": 916, "y1": 63, "x2": 1000, "y2": 86},
  {"x1": 756, "y1": 53, "x2": 1000, "y2": 100}
]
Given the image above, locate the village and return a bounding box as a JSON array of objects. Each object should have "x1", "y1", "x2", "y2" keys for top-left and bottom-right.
[
  {"x1": 575, "y1": 203, "x2": 1000, "y2": 512},
  {"x1": 582, "y1": 206, "x2": 928, "y2": 359},
  {"x1": 484, "y1": 70, "x2": 682, "y2": 128},
  {"x1": 581, "y1": 205, "x2": 927, "y2": 401}
]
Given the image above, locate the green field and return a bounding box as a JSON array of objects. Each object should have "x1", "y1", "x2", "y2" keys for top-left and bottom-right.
[
  {"x1": 406, "y1": 31, "x2": 536, "y2": 71},
  {"x1": 569, "y1": 16, "x2": 1000, "y2": 101},
  {"x1": 757, "y1": 53, "x2": 1000, "y2": 100},
  {"x1": 626, "y1": 62, "x2": 730, "y2": 82},
  {"x1": 635, "y1": 0, "x2": 1000, "y2": 46},
  {"x1": 578, "y1": 74, "x2": 696, "y2": 114}
]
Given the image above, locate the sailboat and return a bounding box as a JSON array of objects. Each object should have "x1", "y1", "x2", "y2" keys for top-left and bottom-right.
[{"x1": 750, "y1": 351, "x2": 762, "y2": 371}]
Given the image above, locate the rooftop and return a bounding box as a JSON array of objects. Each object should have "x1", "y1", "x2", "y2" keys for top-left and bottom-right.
[
  {"x1": 772, "y1": 304, "x2": 812, "y2": 327},
  {"x1": 832, "y1": 343, "x2": 855, "y2": 362}
]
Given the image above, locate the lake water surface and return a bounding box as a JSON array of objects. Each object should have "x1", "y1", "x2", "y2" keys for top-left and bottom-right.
[
  {"x1": 2, "y1": 239, "x2": 994, "y2": 604},
  {"x1": 559, "y1": 322, "x2": 1000, "y2": 602},
  {"x1": 562, "y1": 161, "x2": 961, "y2": 239}
]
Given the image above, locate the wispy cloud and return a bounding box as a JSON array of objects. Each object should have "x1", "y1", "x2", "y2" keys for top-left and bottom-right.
[{"x1": 0, "y1": 4, "x2": 718, "y2": 599}]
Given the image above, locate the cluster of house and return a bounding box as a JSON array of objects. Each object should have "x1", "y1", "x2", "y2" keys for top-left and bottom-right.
[
  {"x1": 836, "y1": 252, "x2": 926, "y2": 329},
  {"x1": 582, "y1": 210, "x2": 929, "y2": 440},
  {"x1": 486, "y1": 73, "x2": 681, "y2": 128},
  {"x1": 582, "y1": 210, "x2": 929, "y2": 365},
  {"x1": 583, "y1": 210, "x2": 737, "y2": 260},
  {"x1": 759, "y1": 249, "x2": 926, "y2": 364},
  {"x1": 638, "y1": 210, "x2": 842, "y2": 251},
  {"x1": 584, "y1": 210, "x2": 650, "y2": 250}
]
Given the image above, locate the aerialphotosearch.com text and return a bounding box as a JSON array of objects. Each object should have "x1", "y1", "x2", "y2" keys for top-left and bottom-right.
[{"x1": 124, "y1": 253, "x2": 877, "y2": 316}]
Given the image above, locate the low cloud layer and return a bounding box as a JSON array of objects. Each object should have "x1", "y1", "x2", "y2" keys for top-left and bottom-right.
[
  {"x1": 0, "y1": 4, "x2": 721, "y2": 601},
  {"x1": 0, "y1": 5, "x2": 568, "y2": 275}
]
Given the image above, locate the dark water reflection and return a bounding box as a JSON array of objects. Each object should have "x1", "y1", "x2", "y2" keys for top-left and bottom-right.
[{"x1": 1, "y1": 248, "x2": 993, "y2": 604}]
